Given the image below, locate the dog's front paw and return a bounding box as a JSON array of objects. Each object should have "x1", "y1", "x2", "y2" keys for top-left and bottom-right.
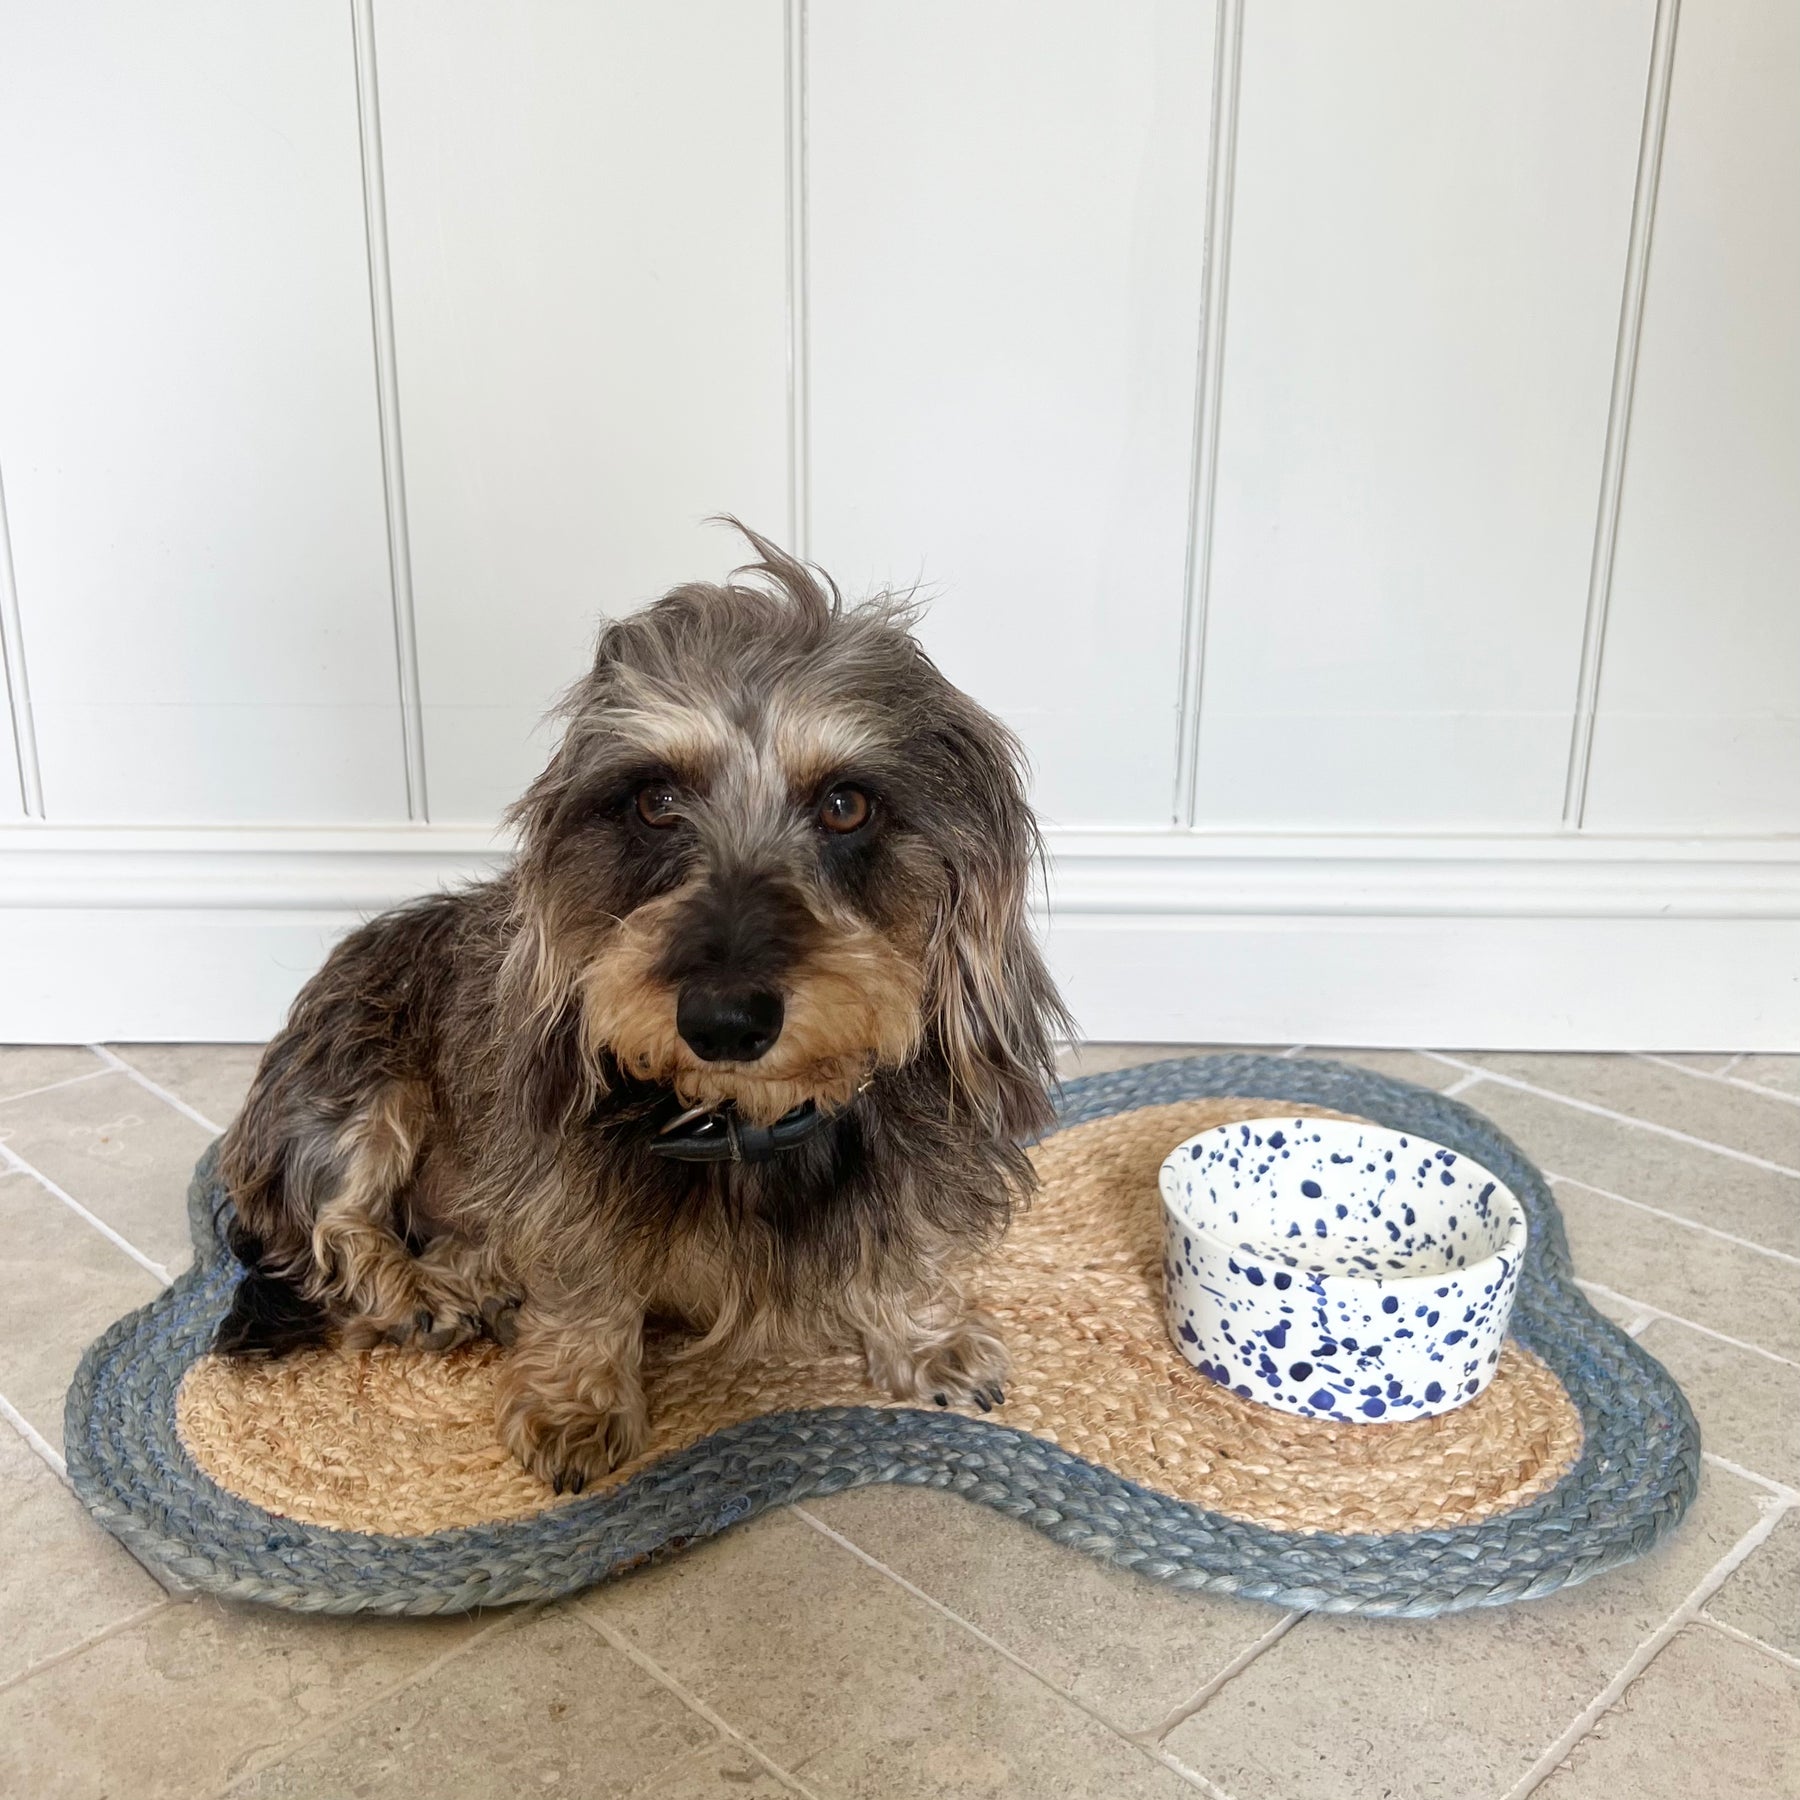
[
  {"x1": 339, "y1": 1298, "x2": 485, "y2": 1354},
  {"x1": 413, "y1": 1244, "x2": 522, "y2": 1350},
  {"x1": 495, "y1": 1381, "x2": 649, "y2": 1495},
  {"x1": 338, "y1": 1249, "x2": 523, "y2": 1354},
  {"x1": 343, "y1": 1289, "x2": 510, "y2": 1353},
  {"x1": 871, "y1": 1310, "x2": 1010, "y2": 1413}
]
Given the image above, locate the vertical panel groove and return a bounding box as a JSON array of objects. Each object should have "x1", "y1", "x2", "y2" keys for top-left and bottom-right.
[
  {"x1": 352, "y1": 0, "x2": 430, "y2": 822},
  {"x1": 0, "y1": 463, "x2": 45, "y2": 816},
  {"x1": 1563, "y1": 0, "x2": 1681, "y2": 829},
  {"x1": 784, "y1": 0, "x2": 811, "y2": 560},
  {"x1": 1172, "y1": 0, "x2": 1244, "y2": 827}
]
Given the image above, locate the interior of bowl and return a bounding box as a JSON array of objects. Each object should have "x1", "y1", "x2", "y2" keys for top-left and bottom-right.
[{"x1": 1160, "y1": 1116, "x2": 1525, "y2": 1283}]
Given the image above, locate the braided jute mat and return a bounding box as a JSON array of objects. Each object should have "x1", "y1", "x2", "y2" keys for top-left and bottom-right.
[{"x1": 66, "y1": 1056, "x2": 1699, "y2": 1617}]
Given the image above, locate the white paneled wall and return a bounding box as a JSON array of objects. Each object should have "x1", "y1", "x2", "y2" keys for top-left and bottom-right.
[
  {"x1": 1192, "y1": 0, "x2": 1654, "y2": 829},
  {"x1": 0, "y1": 2, "x2": 406, "y2": 823},
  {"x1": 375, "y1": 0, "x2": 792, "y2": 821},
  {"x1": 0, "y1": 0, "x2": 1794, "y2": 1046},
  {"x1": 1583, "y1": 0, "x2": 1800, "y2": 831},
  {"x1": 807, "y1": 1, "x2": 1215, "y2": 828}
]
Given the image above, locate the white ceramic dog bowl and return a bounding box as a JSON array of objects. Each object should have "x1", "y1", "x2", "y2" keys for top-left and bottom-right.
[{"x1": 1159, "y1": 1116, "x2": 1528, "y2": 1423}]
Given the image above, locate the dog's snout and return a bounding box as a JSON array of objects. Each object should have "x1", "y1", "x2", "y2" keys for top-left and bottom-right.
[{"x1": 676, "y1": 986, "x2": 784, "y2": 1063}]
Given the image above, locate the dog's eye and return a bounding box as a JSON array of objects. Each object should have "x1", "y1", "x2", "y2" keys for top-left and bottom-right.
[
  {"x1": 817, "y1": 785, "x2": 872, "y2": 834},
  {"x1": 635, "y1": 781, "x2": 682, "y2": 828}
]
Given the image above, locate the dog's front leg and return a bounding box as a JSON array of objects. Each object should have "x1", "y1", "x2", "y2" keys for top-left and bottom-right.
[
  {"x1": 494, "y1": 1294, "x2": 648, "y2": 1493},
  {"x1": 848, "y1": 1273, "x2": 1010, "y2": 1412}
]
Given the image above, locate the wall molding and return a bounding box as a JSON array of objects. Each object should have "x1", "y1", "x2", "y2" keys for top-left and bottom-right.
[
  {"x1": 0, "y1": 461, "x2": 43, "y2": 817},
  {"x1": 0, "y1": 824, "x2": 507, "y2": 911},
  {"x1": 1171, "y1": 0, "x2": 1245, "y2": 827},
  {"x1": 0, "y1": 823, "x2": 1790, "y2": 917},
  {"x1": 783, "y1": 0, "x2": 812, "y2": 561},
  {"x1": 0, "y1": 822, "x2": 1792, "y2": 1046},
  {"x1": 351, "y1": 0, "x2": 430, "y2": 822},
  {"x1": 1046, "y1": 828, "x2": 1800, "y2": 922},
  {"x1": 1562, "y1": 0, "x2": 1682, "y2": 827}
]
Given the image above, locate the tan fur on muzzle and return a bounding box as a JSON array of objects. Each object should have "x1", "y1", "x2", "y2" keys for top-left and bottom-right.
[{"x1": 578, "y1": 887, "x2": 927, "y2": 1124}]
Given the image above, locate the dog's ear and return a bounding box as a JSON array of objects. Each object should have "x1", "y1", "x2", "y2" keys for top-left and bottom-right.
[
  {"x1": 493, "y1": 614, "x2": 644, "y2": 1137},
  {"x1": 495, "y1": 912, "x2": 605, "y2": 1137},
  {"x1": 921, "y1": 703, "x2": 1072, "y2": 1143}
]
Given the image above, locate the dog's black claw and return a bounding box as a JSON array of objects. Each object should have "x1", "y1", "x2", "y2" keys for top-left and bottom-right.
[
  {"x1": 480, "y1": 1296, "x2": 523, "y2": 1347},
  {"x1": 974, "y1": 1391, "x2": 992, "y2": 1412},
  {"x1": 566, "y1": 1471, "x2": 586, "y2": 1495},
  {"x1": 933, "y1": 1392, "x2": 948, "y2": 1407},
  {"x1": 413, "y1": 1308, "x2": 433, "y2": 1338},
  {"x1": 551, "y1": 1472, "x2": 566, "y2": 1496}
]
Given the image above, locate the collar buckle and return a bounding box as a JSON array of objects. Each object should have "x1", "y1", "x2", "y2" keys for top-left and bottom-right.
[{"x1": 648, "y1": 1097, "x2": 831, "y2": 1164}]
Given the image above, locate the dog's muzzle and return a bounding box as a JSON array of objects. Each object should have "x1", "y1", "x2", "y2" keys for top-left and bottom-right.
[{"x1": 649, "y1": 1098, "x2": 831, "y2": 1164}]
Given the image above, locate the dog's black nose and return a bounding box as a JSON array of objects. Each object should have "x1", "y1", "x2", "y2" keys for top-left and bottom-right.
[{"x1": 676, "y1": 986, "x2": 784, "y2": 1063}]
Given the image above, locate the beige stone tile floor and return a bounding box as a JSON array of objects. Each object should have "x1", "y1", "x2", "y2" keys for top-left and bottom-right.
[{"x1": 0, "y1": 1040, "x2": 1793, "y2": 1799}]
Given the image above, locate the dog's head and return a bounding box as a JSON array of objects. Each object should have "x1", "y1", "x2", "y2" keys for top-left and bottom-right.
[{"x1": 501, "y1": 523, "x2": 1069, "y2": 1139}]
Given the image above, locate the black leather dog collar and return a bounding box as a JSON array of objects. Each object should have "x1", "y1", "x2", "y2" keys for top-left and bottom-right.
[{"x1": 648, "y1": 1098, "x2": 832, "y2": 1164}]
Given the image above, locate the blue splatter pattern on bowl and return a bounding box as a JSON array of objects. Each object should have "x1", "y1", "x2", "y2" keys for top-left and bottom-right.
[{"x1": 1159, "y1": 1115, "x2": 1528, "y2": 1423}]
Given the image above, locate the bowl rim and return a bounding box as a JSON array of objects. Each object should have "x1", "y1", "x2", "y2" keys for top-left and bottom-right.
[{"x1": 1158, "y1": 1113, "x2": 1529, "y2": 1289}]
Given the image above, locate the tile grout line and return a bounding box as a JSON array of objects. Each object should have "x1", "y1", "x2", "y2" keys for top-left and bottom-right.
[
  {"x1": 1503, "y1": 1497, "x2": 1794, "y2": 1800},
  {"x1": 791, "y1": 1506, "x2": 1235, "y2": 1798},
  {"x1": 1700, "y1": 1450, "x2": 1800, "y2": 1506},
  {"x1": 1440, "y1": 1069, "x2": 1487, "y2": 1098},
  {"x1": 1147, "y1": 1607, "x2": 1304, "y2": 1742},
  {"x1": 1636, "y1": 1050, "x2": 1800, "y2": 1109},
  {"x1": 1550, "y1": 1168, "x2": 1800, "y2": 1269},
  {"x1": 1156, "y1": 1745, "x2": 1243, "y2": 1800},
  {"x1": 0, "y1": 1599, "x2": 172, "y2": 1699},
  {"x1": 1693, "y1": 1613, "x2": 1800, "y2": 1676},
  {"x1": 1579, "y1": 1276, "x2": 1800, "y2": 1371},
  {"x1": 1708, "y1": 1069, "x2": 1799, "y2": 1108},
  {"x1": 577, "y1": 1609, "x2": 829, "y2": 1800},
  {"x1": 87, "y1": 1043, "x2": 226, "y2": 1137},
  {"x1": 0, "y1": 1066, "x2": 115, "y2": 1109},
  {"x1": 1417, "y1": 1052, "x2": 1800, "y2": 1178},
  {"x1": 0, "y1": 1387, "x2": 68, "y2": 1482},
  {"x1": 0, "y1": 1138, "x2": 172, "y2": 1286},
  {"x1": 208, "y1": 1602, "x2": 549, "y2": 1798}
]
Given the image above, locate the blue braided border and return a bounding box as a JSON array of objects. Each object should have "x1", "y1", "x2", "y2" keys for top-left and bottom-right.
[{"x1": 63, "y1": 1055, "x2": 1699, "y2": 1617}]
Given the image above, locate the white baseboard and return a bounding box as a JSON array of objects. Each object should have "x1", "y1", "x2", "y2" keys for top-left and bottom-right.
[
  {"x1": 1045, "y1": 830, "x2": 1800, "y2": 1050},
  {"x1": 0, "y1": 824, "x2": 1795, "y2": 1047}
]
